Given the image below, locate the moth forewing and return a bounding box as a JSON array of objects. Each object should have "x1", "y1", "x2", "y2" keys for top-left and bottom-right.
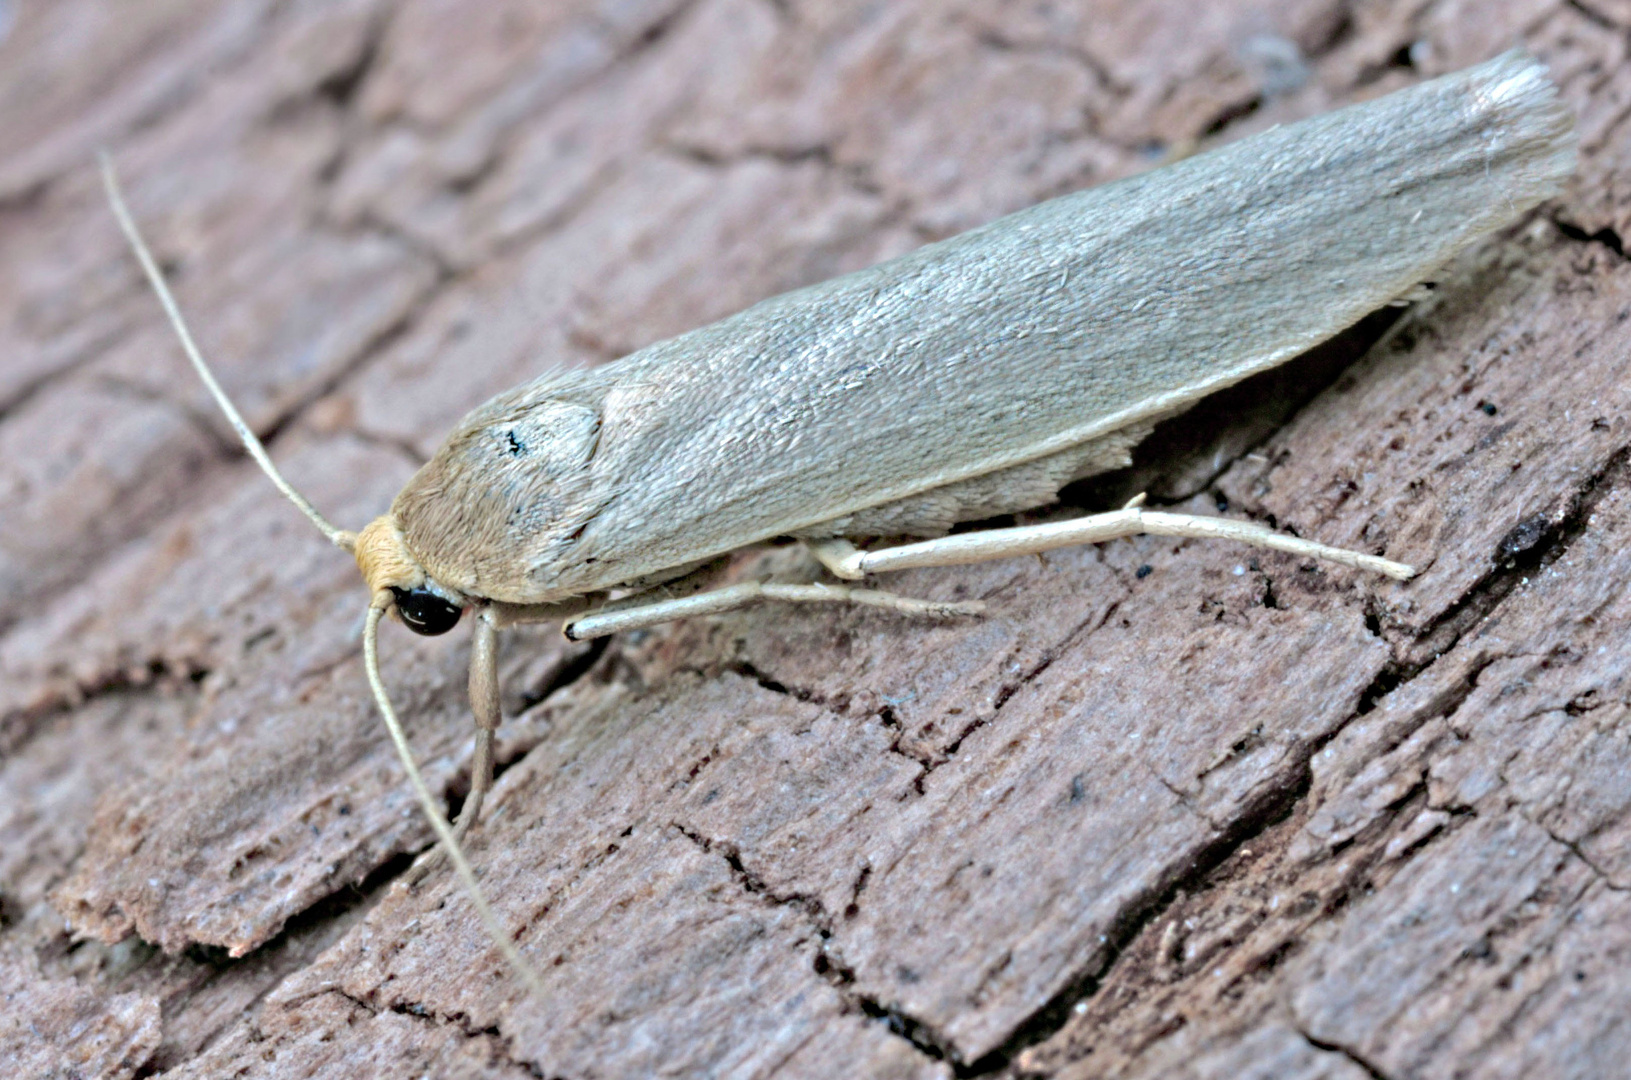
[{"x1": 392, "y1": 50, "x2": 1574, "y2": 607}]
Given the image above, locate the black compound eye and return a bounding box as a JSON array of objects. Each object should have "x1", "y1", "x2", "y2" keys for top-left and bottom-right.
[{"x1": 391, "y1": 587, "x2": 463, "y2": 636}]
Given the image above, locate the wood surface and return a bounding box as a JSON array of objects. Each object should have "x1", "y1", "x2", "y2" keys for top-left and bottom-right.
[{"x1": 1, "y1": 1, "x2": 1628, "y2": 1077}]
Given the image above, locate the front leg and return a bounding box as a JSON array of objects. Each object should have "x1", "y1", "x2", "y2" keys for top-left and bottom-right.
[{"x1": 406, "y1": 607, "x2": 502, "y2": 886}]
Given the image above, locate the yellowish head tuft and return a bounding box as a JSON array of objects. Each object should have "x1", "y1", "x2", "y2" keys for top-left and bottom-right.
[{"x1": 354, "y1": 515, "x2": 427, "y2": 595}]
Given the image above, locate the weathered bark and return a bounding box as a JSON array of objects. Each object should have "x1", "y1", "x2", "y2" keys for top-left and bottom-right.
[{"x1": 2, "y1": 1, "x2": 1628, "y2": 1077}]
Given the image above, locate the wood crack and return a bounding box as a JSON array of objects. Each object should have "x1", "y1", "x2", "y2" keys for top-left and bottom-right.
[{"x1": 666, "y1": 820, "x2": 963, "y2": 1070}]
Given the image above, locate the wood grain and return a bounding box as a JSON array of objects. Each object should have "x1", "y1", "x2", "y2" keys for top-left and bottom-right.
[{"x1": 2, "y1": 1, "x2": 1627, "y2": 1076}]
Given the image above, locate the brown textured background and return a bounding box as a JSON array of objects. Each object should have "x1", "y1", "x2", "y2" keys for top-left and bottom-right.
[{"x1": 2, "y1": 2, "x2": 1629, "y2": 1077}]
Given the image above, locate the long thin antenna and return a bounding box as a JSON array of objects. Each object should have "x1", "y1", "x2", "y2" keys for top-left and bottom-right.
[
  {"x1": 99, "y1": 151, "x2": 355, "y2": 552},
  {"x1": 363, "y1": 597, "x2": 549, "y2": 999}
]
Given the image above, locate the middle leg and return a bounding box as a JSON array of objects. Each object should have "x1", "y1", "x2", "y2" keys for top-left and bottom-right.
[{"x1": 563, "y1": 580, "x2": 983, "y2": 640}]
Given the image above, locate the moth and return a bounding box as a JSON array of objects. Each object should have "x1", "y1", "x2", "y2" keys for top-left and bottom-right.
[{"x1": 104, "y1": 50, "x2": 1574, "y2": 989}]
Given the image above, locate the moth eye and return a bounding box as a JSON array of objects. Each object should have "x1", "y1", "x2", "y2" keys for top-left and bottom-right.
[{"x1": 390, "y1": 587, "x2": 463, "y2": 636}]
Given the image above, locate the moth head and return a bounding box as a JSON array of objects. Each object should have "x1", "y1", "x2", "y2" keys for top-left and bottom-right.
[{"x1": 354, "y1": 515, "x2": 465, "y2": 636}]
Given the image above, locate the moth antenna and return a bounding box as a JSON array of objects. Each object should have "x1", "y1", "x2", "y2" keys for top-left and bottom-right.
[
  {"x1": 99, "y1": 151, "x2": 356, "y2": 553},
  {"x1": 363, "y1": 597, "x2": 549, "y2": 999}
]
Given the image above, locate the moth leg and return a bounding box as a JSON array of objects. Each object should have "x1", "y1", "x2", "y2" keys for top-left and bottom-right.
[
  {"x1": 807, "y1": 539, "x2": 867, "y2": 581},
  {"x1": 459, "y1": 608, "x2": 501, "y2": 840},
  {"x1": 564, "y1": 581, "x2": 983, "y2": 640},
  {"x1": 406, "y1": 608, "x2": 501, "y2": 887},
  {"x1": 822, "y1": 493, "x2": 1415, "y2": 581}
]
